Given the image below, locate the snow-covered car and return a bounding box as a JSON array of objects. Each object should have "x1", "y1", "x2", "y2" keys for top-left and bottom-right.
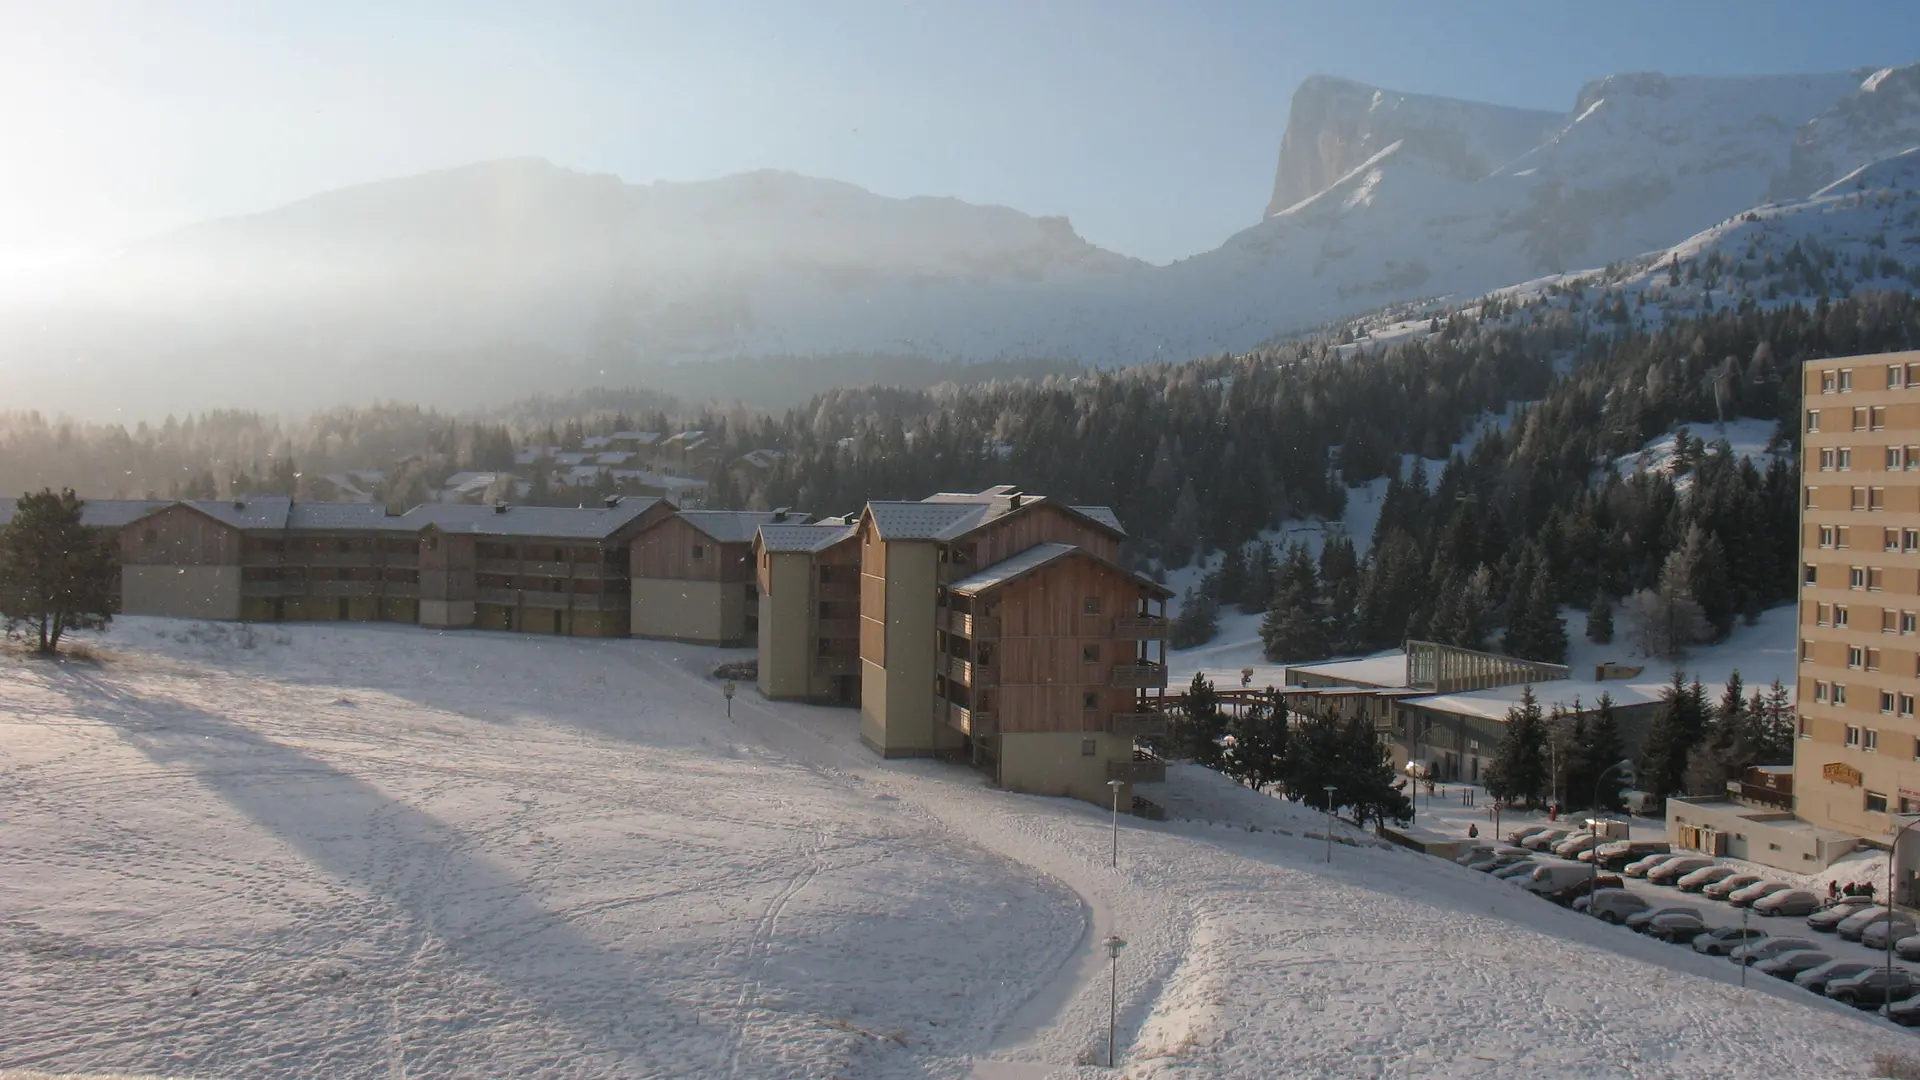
[
  {"x1": 1552, "y1": 833, "x2": 1602, "y2": 858},
  {"x1": 1897, "y1": 935, "x2": 1920, "y2": 962},
  {"x1": 1676, "y1": 865, "x2": 1740, "y2": 892},
  {"x1": 1647, "y1": 913, "x2": 1709, "y2": 943},
  {"x1": 1886, "y1": 995, "x2": 1920, "y2": 1026},
  {"x1": 1646, "y1": 857, "x2": 1715, "y2": 886},
  {"x1": 1517, "y1": 864, "x2": 1593, "y2": 895},
  {"x1": 1729, "y1": 936, "x2": 1816, "y2": 966},
  {"x1": 1750, "y1": 889, "x2": 1821, "y2": 917},
  {"x1": 1862, "y1": 915, "x2": 1920, "y2": 950},
  {"x1": 1507, "y1": 825, "x2": 1556, "y2": 845},
  {"x1": 1594, "y1": 841, "x2": 1670, "y2": 871},
  {"x1": 1756, "y1": 949, "x2": 1833, "y2": 980},
  {"x1": 1627, "y1": 904, "x2": 1702, "y2": 932},
  {"x1": 1727, "y1": 881, "x2": 1791, "y2": 908},
  {"x1": 1796, "y1": 959, "x2": 1874, "y2": 994},
  {"x1": 1588, "y1": 889, "x2": 1651, "y2": 924},
  {"x1": 1838, "y1": 905, "x2": 1903, "y2": 942},
  {"x1": 1543, "y1": 874, "x2": 1623, "y2": 906},
  {"x1": 1520, "y1": 829, "x2": 1570, "y2": 851},
  {"x1": 1492, "y1": 861, "x2": 1541, "y2": 880},
  {"x1": 1454, "y1": 845, "x2": 1497, "y2": 866},
  {"x1": 1623, "y1": 852, "x2": 1687, "y2": 878},
  {"x1": 1468, "y1": 852, "x2": 1531, "y2": 872},
  {"x1": 1826, "y1": 967, "x2": 1920, "y2": 1008},
  {"x1": 1691, "y1": 925, "x2": 1767, "y2": 956},
  {"x1": 1702, "y1": 873, "x2": 1764, "y2": 900},
  {"x1": 1808, "y1": 898, "x2": 1878, "y2": 932}
]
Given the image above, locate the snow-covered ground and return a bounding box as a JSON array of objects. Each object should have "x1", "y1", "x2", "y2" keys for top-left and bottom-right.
[{"x1": 4, "y1": 618, "x2": 1915, "y2": 1079}]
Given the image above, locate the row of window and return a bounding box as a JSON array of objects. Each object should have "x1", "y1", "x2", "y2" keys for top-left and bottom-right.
[
  {"x1": 1812, "y1": 681, "x2": 1919, "y2": 716},
  {"x1": 1803, "y1": 486, "x2": 1889, "y2": 510},
  {"x1": 1815, "y1": 526, "x2": 1920, "y2": 552},
  {"x1": 1816, "y1": 363, "x2": 1920, "y2": 395},
  {"x1": 1810, "y1": 603, "x2": 1920, "y2": 634},
  {"x1": 1802, "y1": 564, "x2": 1889, "y2": 589},
  {"x1": 1804, "y1": 406, "x2": 1890, "y2": 432},
  {"x1": 1799, "y1": 639, "x2": 1920, "y2": 676},
  {"x1": 1815, "y1": 446, "x2": 1920, "y2": 471}
]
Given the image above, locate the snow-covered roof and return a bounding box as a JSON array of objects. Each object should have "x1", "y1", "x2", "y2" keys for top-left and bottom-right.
[
  {"x1": 287, "y1": 503, "x2": 421, "y2": 532},
  {"x1": 611, "y1": 470, "x2": 706, "y2": 492},
  {"x1": 1287, "y1": 651, "x2": 1410, "y2": 689},
  {"x1": 676, "y1": 510, "x2": 809, "y2": 545},
  {"x1": 865, "y1": 488, "x2": 1125, "y2": 543},
  {"x1": 1402, "y1": 678, "x2": 1672, "y2": 722},
  {"x1": 1070, "y1": 505, "x2": 1126, "y2": 536},
  {"x1": 553, "y1": 453, "x2": 592, "y2": 467},
  {"x1": 401, "y1": 498, "x2": 663, "y2": 540},
  {"x1": 0, "y1": 497, "x2": 170, "y2": 529},
  {"x1": 184, "y1": 496, "x2": 292, "y2": 531},
  {"x1": 949, "y1": 541, "x2": 1172, "y2": 599},
  {"x1": 757, "y1": 522, "x2": 857, "y2": 553},
  {"x1": 609, "y1": 430, "x2": 660, "y2": 445}
]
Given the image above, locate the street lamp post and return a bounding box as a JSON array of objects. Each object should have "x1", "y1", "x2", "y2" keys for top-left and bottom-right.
[
  {"x1": 1889, "y1": 814, "x2": 1920, "y2": 990},
  {"x1": 1324, "y1": 784, "x2": 1338, "y2": 864},
  {"x1": 1107, "y1": 778, "x2": 1126, "y2": 868},
  {"x1": 723, "y1": 680, "x2": 736, "y2": 718},
  {"x1": 1588, "y1": 758, "x2": 1636, "y2": 915},
  {"x1": 1408, "y1": 721, "x2": 1435, "y2": 825},
  {"x1": 1104, "y1": 934, "x2": 1127, "y2": 1067}
]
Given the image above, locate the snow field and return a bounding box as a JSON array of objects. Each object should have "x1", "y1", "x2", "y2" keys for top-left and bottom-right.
[{"x1": 1, "y1": 618, "x2": 1914, "y2": 1079}]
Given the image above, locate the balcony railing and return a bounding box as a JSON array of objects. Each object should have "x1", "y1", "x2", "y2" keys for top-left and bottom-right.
[
  {"x1": 296, "y1": 551, "x2": 378, "y2": 567},
  {"x1": 1111, "y1": 711, "x2": 1168, "y2": 739},
  {"x1": 305, "y1": 579, "x2": 384, "y2": 598},
  {"x1": 946, "y1": 610, "x2": 1000, "y2": 639},
  {"x1": 474, "y1": 587, "x2": 624, "y2": 611},
  {"x1": 947, "y1": 655, "x2": 997, "y2": 685},
  {"x1": 1107, "y1": 757, "x2": 1167, "y2": 784},
  {"x1": 945, "y1": 703, "x2": 996, "y2": 735},
  {"x1": 1110, "y1": 662, "x2": 1169, "y2": 689},
  {"x1": 476, "y1": 558, "x2": 614, "y2": 578},
  {"x1": 1114, "y1": 615, "x2": 1169, "y2": 640},
  {"x1": 240, "y1": 581, "x2": 293, "y2": 597},
  {"x1": 815, "y1": 618, "x2": 860, "y2": 640}
]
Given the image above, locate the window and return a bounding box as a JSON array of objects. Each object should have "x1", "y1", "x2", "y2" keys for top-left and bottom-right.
[
  {"x1": 1082, "y1": 691, "x2": 1098, "y2": 710},
  {"x1": 1836, "y1": 605, "x2": 1851, "y2": 627},
  {"x1": 1836, "y1": 683, "x2": 1849, "y2": 705},
  {"x1": 819, "y1": 566, "x2": 831, "y2": 583},
  {"x1": 1839, "y1": 447, "x2": 1854, "y2": 470},
  {"x1": 1822, "y1": 371, "x2": 1838, "y2": 394},
  {"x1": 1849, "y1": 645, "x2": 1866, "y2": 668},
  {"x1": 1904, "y1": 611, "x2": 1917, "y2": 634},
  {"x1": 1872, "y1": 487, "x2": 1888, "y2": 511},
  {"x1": 1807, "y1": 409, "x2": 1822, "y2": 431},
  {"x1": 1817, "y1": 602, "x2": 1832, "y2": 626},
  {"x1": 1893, "y1": 364, "x2": 1908, "y2": 389},
  {"x1": 1821, "y1": 447, "x2": 1837, "y2": 470},
  {"x1": 1080, "y1": 738, "x2": 1097, "y2": 757},
  {"x1": 1873, "y1": 406, "x2": 1888, "y2": 430},
  {"x1": 1853, "y1": 487, "x2": 1869, "y2": 510},
  {"x1": 1841, "y1": 369, "x2": 1855, "y2": 392},
  {"x1": 1854, "y1": 407, "x2": 1870, "y2": 431},
  {"x1": 1082, "y1": 644, "x2": 1100, "y2": 664},
  {"x1": 1868, "y1": 647, "x2": 1882, "y2": 671},
  {"x1": 1852, "y1": 566, "x2": 1868, "y2": 589},
  {"x1": 1907, "y1": 530, "x2": 1920, "y2": 553},
  {"x1": 1905, "y1": 797, "x2": 1920, "y2": 815},
  {"x1": 1799, "y1": 716, "x2": 1811, "y2": 738},
  {"x1": 1847, "y1": 725, "x2": 1863, "y2": 747},
  {"x1": 1816, "y1": 680, "x2": 1830, "y2": 702},
  {"x1": 1820, "y1": 525, "x2": 1837, "y2": 548},
  {"x1": 1867, "y1": 791, "x2": 1890, "y2": 814},
  {"x1": 1882, "y1": 692, "x2": 1897, "y2": 715},
  {"x1": 1892, "y1": 447, "x2": 1908, "y2": 471},
  {"x1": 1802, "y1": 639, "x2": 1814, "y2": 663},
  {"x1": 1908, "y1": 449, "x2": 1920, "y2": 472},
  {"x1": 1889, "y1": 528, "x2": 1903, "y2": 553},
  {"x1": 1885, "y1": 608, "x2": 1900, "y2": 633},
  {"x1": 1839, "y1": 526, "x2": 1852, "y2": 548},
  {"x1": 1807, "y1": 564, "x2": 1820, "y2": 586},
  {"x1": 1807, "y1": 487, "x2": 1818, "y2": 510},
  {"x1": 1901, "y1": 693, "x2": 1915, "y2": 717},
  {"x1": 1082, "y1": 597, "x2": 1101, "y2": 615},
  {"x1": 1872, "y1": 568, "x2": 1887, "y2": 591},
  {"x1": 690, "y1": 544, "x2": 706, "y2": 560},
  {"x1": 1910, "y1": 362, "x2": 1920, "y2": 387}
]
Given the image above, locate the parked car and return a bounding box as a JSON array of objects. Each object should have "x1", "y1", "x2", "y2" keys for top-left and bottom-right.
[
  {"x1": 1647, "y1": 913, "x2": 1710, "y2": 943},
  {"x1": 1692, "y1": 926, "x2": 1768, "y2": 956},
  {"x1": 1677, "y1": 865, "x2": 1741, "y2": 892},
  {"x1": 1838, "y1": 905, "x2": 1901, "y2": 942},
  {"x1": 1796, "y1": 959, "x2": 1875, "y2": 994},
  {"x1": 1521, "y1": 829, "x2": 1571, "y2": 851},
  {"x1": 1518, "y1": 864, "x2": 1595, "y2": 897},
  {"x1": 1702, "y1": 873, "x2": 1764, "y2": 901},
  {"x1": 1508, "y1": 825, "x2": 1556, "y2": 845},
  {"x1": 1896, "y1": 935, "x2": 1920, "y2": 962},
  {"x1": 1553, "y1": 834, "x2": 1603, "y2": 859},
  {"x1": 1492, "y1": 861, "x2": 1541, "y2": 880},
  {"x1": 1727, "y1": 881, "x2": 1792, "y2": 908},
  {"x1": 1595, "y1": 841, "x2": 1670, "y2": 871},
  {"x1": 1729, "y1": 937, "x2": 1817, "y2": 966},
  {"x1": 1588, "y1": 889, "x2": 1651, "y2": 924},
  {"x1": 1627, "y1": 904, "x2": 1702, "y2": 932},
  {"x1": 1755, "y1": 949, "x2": 1833, "y2": 980},
  {"x1": 1862, "y1": 915, "x2": 1920, "y2": 950},
  {"x1": 1886, "y1": 995, "x2": 1920, "y2": 1026},
  {"x1": 1624, "y1": 852, "x2": 1687, "y2": 878},
  {"x1": 1827, "y1": 967, "x2": 1920, "y2": 1008},
  {"x1": 1454, "y1": 845, "x2": 1497, "y2": 866},
  {"x1": 1807, "y1": 899, "x2": 1877, "y2": 933},
  {"x1": 1750, "y1": 889, "x2": 1821, "y2": 917},
  {"x1": 1544, "y1": 874, "x2": 1624, "y2": 907},
  {"x1": 1468, "y1": 851, "x2": 1532, "y2": 873},
  {"x1": 1647, "y1": 857, "x2": 1716, "y2": 886}
]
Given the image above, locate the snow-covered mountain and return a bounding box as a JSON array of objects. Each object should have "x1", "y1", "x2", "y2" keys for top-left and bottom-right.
[{"x1": 3, "y1": 64, "x2": 1917, "y2": 418}]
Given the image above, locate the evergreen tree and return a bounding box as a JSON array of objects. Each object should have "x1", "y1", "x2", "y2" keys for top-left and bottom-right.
[
  {"x1": 1639, "y1": 671, "x2": 1712, "y2": 799},
  {"x1": 1223, "y1": 697, "x2": 1289, "y2": 792},
  {"x1": 1239, "y1": 543, "x2": 1278, "y2": 614},
  {"x1": 1169, "y1": 587, "x2": 1220, "y2": 649},
  {"x1": 1748, "y1": 679, "x2": 1796, "y2": 764},
  {"x1": 1584, "y1": 694, "x2": 1629, "y2": 810},
  {"x1": 1335, "y1": 714, "x2": 1414, "y2": 828},
  {"x1": 1483, "y1": 687, "x2": 1551, "y2": 807},
  {"x1": 1260, "y1": 583, "x2": 1330, "y2": 662},
  {"x1": 1173, "y1": 672, "x2": 1226, "y2": 767},
  {"x1": 1685, "y1": 669, "x2": 1746, "y2": 795},
  {"x1": 1586, "y1": 589, "x2": 1614, "y2": 645},
  {"x1": 0, "y1": 489, "x2": 119, "y2": 654}
]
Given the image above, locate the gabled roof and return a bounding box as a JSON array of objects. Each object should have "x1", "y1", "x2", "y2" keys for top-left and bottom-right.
[
  {"x1": 288, "y1": 503, "x2": 422, "y2": 532},
  {"x1": 0, "y1": 497, "x2": 171, "y2": 529},
  {"x1": 864, "y1": 487, "x2": 1126, "y2": 542},
  {"x1": 676, "y1": 510, "x2": 810, "y2": 545},
  {"x1": 402, "y1": 497, "x2": 665, "y2": 540},
  {"x1": 183, "y1": 496, "x2": 292, "y2": 531},
  {"x1": 949, "y1": 541, "x2": 1173, "y2": 599},
  {"x1": 757, "y1": 522, "x2": 857, "y2": 554}
]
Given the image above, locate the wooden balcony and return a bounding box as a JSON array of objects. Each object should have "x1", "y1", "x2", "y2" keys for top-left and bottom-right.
[
  {"x1": 945, "y1": 610, "x2": 1000, "y2": 639},
  {"x1": 240, "y1": 581, "x2": 294, "y2": 597},
  {"x1": 477, "y1": 558, "x2": 614, "y2": 578},
  {"x1": 947, "y1": 654, "x2": 997, "y2": 686},
  {"x1": 814, "y1": 655, "x2": 860, "y2": 676},
  {"x1": 946, "y1": 703, "x2": 997, "y2": 735},
  {"x1": 475, "y1": 588, "x2": 624, "y2": 611},
  {"x1": 1110, "y1": 663, "x2": 1169, "y2": 689},
  {"x1": 1114, "y1": 615, "x2": 1169, "y2": 640},
  {"x1": 297, "y1": 550, "x2": 378, "y2": 567},
  {"x1": 1111, "y1": 711, "x2": 1168, "y2": 739},
  {"x1": 817, "y1": 581, "x2": 860, "y2": 602},
  {"x1": 305, "y1": 579, "x2": 383, "y2": 598},
  {"x1": 815, "y1": 618, "x2": 860, "y2": 640},
  {"x1": 1107, "y1": 757, "x2": 1167, "y2": 784}
]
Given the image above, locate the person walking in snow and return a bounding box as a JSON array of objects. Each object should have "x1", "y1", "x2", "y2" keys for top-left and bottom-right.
[{"x1": 1468, "y1": 824, "x2": 1479, "y2": 839}]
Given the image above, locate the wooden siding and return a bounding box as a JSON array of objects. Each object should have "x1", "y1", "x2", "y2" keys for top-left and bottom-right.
[
  {"x1": 957, "y1": 502, "x2": 1120, "y2": 573},
  {"x1": 118, "y1": 504, "x2": 241, "y2": 567},
  {"x1": 631, "y1": 515, "x2": 752, "y2": 583},
  {"x1": 963, "y1": 554, "x2": 1159, "y2": 736},
  {"x1": 418, "y1": 531, "x2": 478, "y2": 602}
]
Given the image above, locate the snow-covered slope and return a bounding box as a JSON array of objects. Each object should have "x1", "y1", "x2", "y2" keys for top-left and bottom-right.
[{"x1": 3, "y1": 618, "x2": 1913, "y2": 1079}]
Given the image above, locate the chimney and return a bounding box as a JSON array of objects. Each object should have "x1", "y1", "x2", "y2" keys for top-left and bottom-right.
[
  {"x1": 603, "y1": 494, "x2": 622, "y2": 508},
  {"x1": 1008, "y1": 491, "x2": 1024, "y2": 509},
  {"x1": 232, "y1": 498, "x2": 246, "y2": 510},
  {"x1": 492, "y1": 500, "x2": 509, "y2": 515},
  {"x1": 772, "y1": 506, "x2": 790, "y2": 523}
]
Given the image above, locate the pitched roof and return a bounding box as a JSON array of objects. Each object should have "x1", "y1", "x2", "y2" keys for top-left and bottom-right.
[
  {"x1": 401, "y1": 497, "x2": 664, "y2": 539},
  {"x1": 287, "y1": 503, "x2": 423, "y2": 532},
  {"x1": 864, "y1": 487, "x2": 1126, "y2": 542},
  {"x1": 183, "y1": 496, "x2": 292, "y2": 531},
  {"x1": 1070, "y1": 505, "x2": 1125, "y2": 536},
  {"x1": 676, "y1": 510, "x2": 810, "y2": 544},
  {"x1": 950, "y1": 541, "x2": 1173, "y2": 598},
  {"x1": 0, "y1": 497, "x2": 171, "y2": 529},
  {"x1": 757, "y1": 522, "x2": 857, "y2": 553}
]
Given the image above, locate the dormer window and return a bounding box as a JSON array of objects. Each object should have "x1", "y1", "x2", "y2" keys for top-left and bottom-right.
[{"x1": 691, "y1": 544, "x2": 707, "y2": 560}]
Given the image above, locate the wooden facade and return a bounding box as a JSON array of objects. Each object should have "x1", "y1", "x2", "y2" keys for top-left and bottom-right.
[
  {"x1": 630, "y1": 515, "x2": 753, "y2": 583},
  {"x1": 943, "y1": 503, "x2": 1120, "y2": 580},
  {"x1": 118, "y1": 504, "x2": 244, "y2": 566}
]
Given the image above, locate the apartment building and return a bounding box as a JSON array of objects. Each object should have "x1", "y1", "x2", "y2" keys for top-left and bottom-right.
[
  {"x1": 754, "y1": 521, "x2": 860, "y2": 704},
  {"x1": 1798, "y1": 350, "x2": 1920, "y2": 877},
  {"x1": 631, "y1": 510, "x2": 807, "y2": 644},
  {"x1": 855, "y1": 487, "x2": 1171, "y2": 806},
  {"x1": 119, "y1": 497, "x2": 293, "y2": 621}
]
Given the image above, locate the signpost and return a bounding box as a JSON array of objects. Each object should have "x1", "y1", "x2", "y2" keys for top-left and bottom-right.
[{"x1": 723, "y1": 681, "x2": 736, "y2": 718}]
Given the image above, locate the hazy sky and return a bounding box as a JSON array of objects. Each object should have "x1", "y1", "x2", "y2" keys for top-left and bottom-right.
[{"x1": 3, "y1": 0, "x2": 1917, "y2": 268}]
